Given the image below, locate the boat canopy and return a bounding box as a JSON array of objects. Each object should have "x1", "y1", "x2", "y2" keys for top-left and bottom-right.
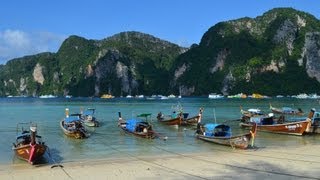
[
  {"x1": 250, "y1": 116, "x2": 273, "y2": 125},
  {"x1": 204, "y1": 123, "x2": 231, "y2": 137},
  {"x1": 65, "y1": 116, "x2": 80, "y2": 123},
  {"x1": 83, "y1": 108, "x2": 95, "y2": 116},
  {"x1": 126, "y1": 119, "x2": 143, "y2": 132}
]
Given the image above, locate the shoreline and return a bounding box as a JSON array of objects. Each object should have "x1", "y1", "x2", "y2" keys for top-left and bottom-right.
[{"x1": 1, "y1": 144, "x2": 320, "y2": 179}]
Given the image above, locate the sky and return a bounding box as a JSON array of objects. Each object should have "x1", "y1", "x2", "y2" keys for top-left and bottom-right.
[{"x1": 0, "y1": 0, "x2": 319, "y2": 64}]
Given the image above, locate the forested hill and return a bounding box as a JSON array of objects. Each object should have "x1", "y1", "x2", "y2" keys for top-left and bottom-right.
[
  {"x1": 173, "y1": 8, "x2": 320, "y2": 96},
  {"x1": 0, "y1": 32, "x2": 186, "y2": 97},
  {"x1": 1, "y1": 8, "x2": 320, "y2": 97}
]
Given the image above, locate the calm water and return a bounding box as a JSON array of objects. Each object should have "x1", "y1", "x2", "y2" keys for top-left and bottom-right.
[{"x1": 1, "y1": 97, "x2": 319, "y2": 166}]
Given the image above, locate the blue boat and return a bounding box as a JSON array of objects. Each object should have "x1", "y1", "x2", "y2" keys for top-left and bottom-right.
[
  {"x1": 195, "y1": 123, "x2": 256, "y2": 149},
  {"x1": 80, "y1": 108, "x2": 100, "y2": 127},
  {"x1": 118, "y1": 112, "x2": 159, "y2": 139},
  {"x1": 60, "y1": 108, "x2": 89, "y2": 139}
]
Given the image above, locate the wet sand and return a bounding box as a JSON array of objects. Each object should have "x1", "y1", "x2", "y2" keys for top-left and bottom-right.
[{"x1": 1, "y1": 144, "x2": 320, "y2": 180}]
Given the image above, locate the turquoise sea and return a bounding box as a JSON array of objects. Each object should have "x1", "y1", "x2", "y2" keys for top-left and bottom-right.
[{"x1": 1, "y1": 97, "x2": 319, "y2": 167}]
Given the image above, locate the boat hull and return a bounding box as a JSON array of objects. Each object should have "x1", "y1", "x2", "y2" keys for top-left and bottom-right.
[
  {"x1": 158, "y1": 117, "x2": 182, "y2": 125},
  {"x1": 119, "y1": 126, "x2": 156, "y2": 139},
  {"x1": 13, "y1": 144, "x2": 47, "y2": 164},
  {"x1": 196, "y1": 133, "x2": 252, "y2": 149},
  {"x1": 240, "y1": 120, "x2": 311, "y2": 135},
  {"x1": 181, "y1": 115, "x2": 201, "y2": 126}
]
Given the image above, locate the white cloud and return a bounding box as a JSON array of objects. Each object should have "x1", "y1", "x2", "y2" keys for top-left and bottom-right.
[{"x1": 0, "y1": 29, "x2": 67, "y2": 64}]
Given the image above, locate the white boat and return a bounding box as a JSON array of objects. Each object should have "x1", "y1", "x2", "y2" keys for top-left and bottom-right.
[
  {"x1": 168, "y1": 94, "x2": 176, "y2": 98},
  {"x1": 39, "y1": 95, "x2": 57, "y2": 98},
  {"x1": 208, "y1": 93, "x2": 224, "y2": 99}
]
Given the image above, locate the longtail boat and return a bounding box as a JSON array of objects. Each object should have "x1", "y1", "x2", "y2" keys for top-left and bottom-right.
[
  {"x1": 80, "y1": 108, "x2": 99, "y2": 127},
  {"x1": 118, "y1": 112, "x2": 162, "y2": 139},
  {"x1": 157, "y1": 111, "x2": 183, "y2": 125},
  {"x1": 195, "y1": 123, "x2": 257, "y2": 149},
  {"x1": 182, "y1": 108, "x2": 204, "y2": 126},
  {"x1": 60, "y1": 108, "x2": 89, "y2": 139},
  {"x1": 270, "y1": 104, "x2": 304, "y2": 116},
  {"x1": 239, "y1": 109, "x2": 314, "y2": 136},
  {"x1": 12, "y1": 123, "x2": 47, "y2": 164},
  {"x1": 157, "y1": 108, "x2": 204, "y2": 126}
]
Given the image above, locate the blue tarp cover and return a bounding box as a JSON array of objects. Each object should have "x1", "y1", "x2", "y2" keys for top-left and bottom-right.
[
  {"x1": 65, "y1": 116, "x2": 80, "y2": 123},
  {"x1": 126, "y1": 119, "x2": 142, "y2": 132},
  {"x1": 204, "y1": 123, "x2": 231, "y2": 137}
]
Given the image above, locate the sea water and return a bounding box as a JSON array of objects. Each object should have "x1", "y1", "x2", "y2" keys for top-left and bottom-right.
[{"x1": 1, "y1": 97, "x2": 319, "y2": 166}]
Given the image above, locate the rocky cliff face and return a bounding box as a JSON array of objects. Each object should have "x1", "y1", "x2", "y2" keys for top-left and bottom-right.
[{"x1": 304, "y1": 32, "x2": 320, "y2": 81}]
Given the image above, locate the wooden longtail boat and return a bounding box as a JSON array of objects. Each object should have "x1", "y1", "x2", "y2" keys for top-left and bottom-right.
[
  {"x1": 118, "y1": 112, "x2": 160, "y2": 139},
  {"x1": 157, "y1": 108, "x2": 203, "y2": 126},
  {"x1": 157, "y1": 111, "x2": 183, "y2": 125},
  {"x1": 80, "y1": 108, "x2": 99, "y2": 127},
  {"x1": 60, "y1": 108, "x2": 89, "y2": 139},
  {"x1": 239, "y1": 109, "x2": 314, "y2": 136},
  {"x1": 12, "y1": 123, "x2": 47, "y2": 164},
  {"x1": 195, "y1": 123, "x2": 257, "y2": 149},
  {"x1": 181, "y1": 108, "x2": 204, "y2": 126},
  {"x1": 270, "y1": 104, "x2": 304, "y2": 116}
]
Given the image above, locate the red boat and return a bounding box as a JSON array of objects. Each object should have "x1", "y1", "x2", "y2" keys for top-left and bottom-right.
[{"x1": 12, "y1": 123, "x2": 47, "y2": 165}]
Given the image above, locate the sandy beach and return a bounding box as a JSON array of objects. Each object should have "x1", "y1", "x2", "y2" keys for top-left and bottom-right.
[{"x1": 1, "y1": 144, "x2": 320, "y2": 180}]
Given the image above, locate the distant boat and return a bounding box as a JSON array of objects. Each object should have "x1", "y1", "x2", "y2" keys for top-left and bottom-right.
[
  {"x1": 195, "y1": 123, "x2": 257, "y2": 149},
  {"x1": 135, "y1": 95, "x2": 145, "y2": 99},
  {"x1": 167, "y1": 94, "x2": 176, "y2": 98},
  {"x1": 39, "y1": 94, "x2": 57, "y2": 98},
  {"x1": 12, "y1": 123, "x2": 47, "y2": 165},
  {"x1": 251, "y1": 93, "x2": 264, "y2": 99},
  {"x1": 101, "y1": 94, "x2": 114, "y2": 99},
  {"x1": 227, "y1": 93, "x2": 247, "y2": 98},
  {"x1": 208, "y1": 93, "x2": 224, "y2": 99},
  {"x1": 295, "y1": 93, "x2": 308, "y2": 99},
  {"x1": 126, "y1": 95, "x2": 133, "y2": 98}
]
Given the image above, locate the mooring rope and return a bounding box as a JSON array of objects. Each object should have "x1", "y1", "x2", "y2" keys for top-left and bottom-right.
[{"x1": 47, "y1": 147, "x2": 73, "y2": 180}]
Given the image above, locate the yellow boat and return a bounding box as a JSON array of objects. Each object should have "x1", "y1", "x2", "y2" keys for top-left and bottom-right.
[{"x1": 101, "y1": 94, "x2": 114, "y2": 99}]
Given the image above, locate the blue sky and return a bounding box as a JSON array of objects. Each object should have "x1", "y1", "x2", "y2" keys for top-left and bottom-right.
[{"x1": 0, "y1": 0, "x2": 319, "y2": 64}]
